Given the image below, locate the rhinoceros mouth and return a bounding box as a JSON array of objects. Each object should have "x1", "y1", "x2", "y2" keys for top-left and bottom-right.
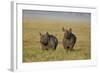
[{"x1": 67, "y1": 46, "x2": 69, "y2": 48}]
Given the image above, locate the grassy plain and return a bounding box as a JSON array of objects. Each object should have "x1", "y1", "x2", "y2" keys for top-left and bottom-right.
[{"x1": 23, "y1": 19, "x2": 91, "y2": 62}]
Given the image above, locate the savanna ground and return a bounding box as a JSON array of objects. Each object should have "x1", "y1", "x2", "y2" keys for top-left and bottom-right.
[{"x1": 23, "y1": 19, "x2": 91, "y2": 62}]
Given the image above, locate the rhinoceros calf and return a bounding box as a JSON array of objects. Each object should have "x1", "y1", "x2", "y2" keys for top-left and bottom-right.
[
  {"x1": 62, "y1": 27, "x2": 77, "y2": 51},
  {"x1": 39, "y1": 32, "x2": 58, "y2": 50}
]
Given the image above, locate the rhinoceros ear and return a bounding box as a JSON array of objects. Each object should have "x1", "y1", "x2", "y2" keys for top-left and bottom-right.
[
  {"x1": 46, "y1": 32, "x2": 49, "y2": 35},
  {"x1": 39, "y1": 32, "x2": 42, "y2": 36},
  {"x1": 62, "y1": 27, "x2": 65, "y2": 32},
  {"x1": 69, "y1": 28, "x2": 72, "y2": 32}
]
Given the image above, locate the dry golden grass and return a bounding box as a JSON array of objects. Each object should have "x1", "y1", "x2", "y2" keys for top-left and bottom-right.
[{"x1": 23, "y1": 19, "x2": 91, "y2": 62}]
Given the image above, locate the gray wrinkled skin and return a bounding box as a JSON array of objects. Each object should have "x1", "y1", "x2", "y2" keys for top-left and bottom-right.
[
  {"x1": 40, "y1": 32, "x2": 58, "y2": 50},
  {"x1": 62, "y1": 27, "x2": 77, "y2": 51}
]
